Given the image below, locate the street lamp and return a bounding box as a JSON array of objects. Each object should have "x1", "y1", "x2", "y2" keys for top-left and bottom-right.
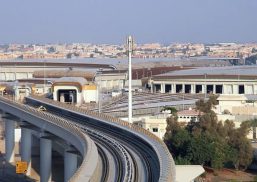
[
  {"x1": 43, "y1": 60, "x2": 46, "y2": 94},
  {"x1": 204, "y1": 73, "x2": 207, "y2": 99},
  {"x1": 98, "y1": 69, "x2": 102, "y2": 113}
]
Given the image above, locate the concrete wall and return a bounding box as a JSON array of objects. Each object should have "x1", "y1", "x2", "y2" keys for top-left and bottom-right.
[
  {"x1": 133, "y1": 115, "x2": 168, "y2": 139},
  {"x1": 232, "y1": 106, "x2": 257, "y2": 115},
  {"x1": 218, "y1": 100, "x2": 245, "y2": 113},
  {"x1": 95, "y1": 74, "x2": 126, "y2": 91},
  {"x1": 83, "y1": 90, "x2": 98, "y2": 103}
]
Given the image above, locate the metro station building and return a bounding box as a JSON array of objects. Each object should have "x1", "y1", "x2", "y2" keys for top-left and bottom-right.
[
  {"x1": 52, "y1": 77, "x2": 98, "y2": 105},
  {"x1": 150, "y1": 66, "x2": 257, "y2": 95}
]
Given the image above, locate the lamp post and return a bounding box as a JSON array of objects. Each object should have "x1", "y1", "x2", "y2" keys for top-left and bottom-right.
[
  {"x1": 127, "y1": 36, "x2": 134, "y2": 123},
  {"x1": 44, "y1": 60, "x2": 46, "y2": 94},
  {"x1": 204, "y1": 73, "x2": 207, "y2": 99},
  {"x1": 98, "y1": 69, "x2": 102, "y2": 113}
]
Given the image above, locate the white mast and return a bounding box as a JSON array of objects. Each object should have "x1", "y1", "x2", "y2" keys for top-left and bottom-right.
[{"x1": 127, "y1": 36, "x2": 133, "y2": 123}]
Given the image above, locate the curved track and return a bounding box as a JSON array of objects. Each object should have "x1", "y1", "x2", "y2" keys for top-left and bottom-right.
[{"x1": 25, "y1": 96, "x2": 176, "y2": 181}]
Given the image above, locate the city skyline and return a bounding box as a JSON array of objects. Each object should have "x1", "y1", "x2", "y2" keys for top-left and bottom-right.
[{"x1": 0, "y1": 0, "x2": 257, "y2": 44}]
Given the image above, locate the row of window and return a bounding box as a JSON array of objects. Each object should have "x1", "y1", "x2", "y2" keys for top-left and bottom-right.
[
  {"x1": 154, "y1": 84, "x2": 248, "y2": 94},
  {"x1": 178, "y1": 116, "x2": 197, "y2": 119}
]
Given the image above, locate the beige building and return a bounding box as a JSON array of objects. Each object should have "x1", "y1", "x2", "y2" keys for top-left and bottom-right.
[
  {"x1": 133, "y1": 114, "x2": 169, "y2": 139},
  {"x1": 177, "y1": 108, "x2": 203, "y2": 124},
  {"x1": 215, "y1": 94, "x2": 257, "y2": 139},
  {"x1": 215, "y1": 94, "x2": 257, "y2": 115}
]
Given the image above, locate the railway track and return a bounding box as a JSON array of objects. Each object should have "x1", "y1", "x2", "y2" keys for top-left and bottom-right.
[
  {"x1": 98, "y1": 92, "x2": 205, "y2": 113},
  {"x1": 25, "y1": 96, "x2": 169, "y2": 181},
  {"x1": 25, "y1": 99, "x2": 137, "y2": 182}
]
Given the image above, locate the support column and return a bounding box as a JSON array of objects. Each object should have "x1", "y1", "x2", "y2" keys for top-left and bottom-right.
[
  {"x1": 171, "y1": 84, "x2": 176, "y2": 94},
  {"x1": 213, "y1": 84, "x2": 216, "y2": 94},
  {"x1": 40, "y1": 137, "x2": 52, "y2": 182},
  {"x1": 21, "y1": 127, "x2": 32, "y2": 175},
  {"x1": 191, "y1": 84, "x2": 195, "y2": 94},
  {"x1": 5, "y1": 119, "x2": 15, "y2": 163},
  {"x1": 150, "y1": 83, "x2": 154, "y2": 93},
  {"x1": 64, "y1": 150, "x2": 78, "y2": 182},
  {"x1": 233, "y1": 84, "x2": 238, "y2": 94},
  {"x1": 182, "y1": 84, "x2": 185, "y2": 93},
  {"x1": 161, "y1": 83, "x2": 165, "y2": 94}
]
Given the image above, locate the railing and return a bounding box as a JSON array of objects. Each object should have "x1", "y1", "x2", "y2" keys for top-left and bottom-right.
[
  {"x1": 0, "y1": 96, "x2": 100, "y2": 182},
  {"x1": 28, "y1": 95, "x2": 176, "y2": 182}
]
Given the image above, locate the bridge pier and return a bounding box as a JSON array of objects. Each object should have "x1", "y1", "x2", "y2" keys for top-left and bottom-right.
[
  {"x1": 4, "y1": 118, "x2": 15, "y2": 163},
  {"x1": 40, "y1": 137, "x2": 52, "y2": 182},
  {"x1": 64, "y1": 149, "x2": 78, "y2": 182},
  {"x1": 21, "y1": 126, "x2": 32, "y2": 175}
]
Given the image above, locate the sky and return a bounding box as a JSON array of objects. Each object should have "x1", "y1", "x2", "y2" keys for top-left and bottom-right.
[{"x1": 0, "y1": 0, "x2": 257, "y2": 44}]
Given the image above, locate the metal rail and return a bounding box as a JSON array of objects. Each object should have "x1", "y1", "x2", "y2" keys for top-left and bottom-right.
[
  {"x1": 26, "y1": 96, "x2": 176, "y2": 181},
  {"x1": 31, "y1": 102, "x2": 134, "y2": 182}
]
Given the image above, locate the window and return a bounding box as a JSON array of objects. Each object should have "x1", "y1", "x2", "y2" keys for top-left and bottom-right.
[{"x1": 152, "y1": 128, "x2": 158, "y2": 132}]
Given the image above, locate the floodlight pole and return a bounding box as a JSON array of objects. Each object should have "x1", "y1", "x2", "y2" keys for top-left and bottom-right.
[
  {"x1": 44, "y1": 60, "x2": 46, "y2": 94},
  {"x1": 127, "y1": 36, "x2": 133, "y2": 123}
]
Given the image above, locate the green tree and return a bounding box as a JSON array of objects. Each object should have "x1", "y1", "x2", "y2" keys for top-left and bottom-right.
[
  {"x1": 195, "y1": 95, "x2": 218, "y2": 113},
  {"x1": 224, "y1": 121, "x2": 253, "y2": 170},
  {"x1": 244, "y1": 118, "x2": 257, "y2": 139},
  {"x1": 165, "y1": 95, "x2": 253, "y2": 170}
]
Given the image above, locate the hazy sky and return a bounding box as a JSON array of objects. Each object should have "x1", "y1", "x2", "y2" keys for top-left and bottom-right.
[{"x1": 0, "y1": 0, "x2": 257, "y2": 44}]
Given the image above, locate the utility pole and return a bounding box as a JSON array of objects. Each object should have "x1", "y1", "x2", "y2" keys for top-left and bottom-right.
[
  {"x1": 44, "y1": 60, "x2": 46, "y2": 94},
  {"x1": 127, "y1": 36, "x2": 134, "y2": 123},
  {"x1": 204, "y1": 73, "x2": 207, "y2": 99},
  {"x1": 98, "y1": 69, "x2": 102, "y2": 113}
]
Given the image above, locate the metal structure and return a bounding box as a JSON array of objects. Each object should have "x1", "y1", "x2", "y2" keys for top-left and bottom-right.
[
  {"x1": 0, "y1": 95, "x2": 176, "y2": 181},
  {"x1": 127, "y1": 36, "x2": 134, "y2": 123}
]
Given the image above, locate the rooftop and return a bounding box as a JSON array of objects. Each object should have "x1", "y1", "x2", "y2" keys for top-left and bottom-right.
[
  {"x1": 154, "y1": 65, "x2": 257, "y2": 78},
  {"x1": 177, "y1": 109, "x2": 203, "y2": 116},
  {"x1": 53, "y1": 77, "x2": 88, "y2": 85},
  {"x1": 176, "y1": 165, "x2": 205, "y2": 182}
]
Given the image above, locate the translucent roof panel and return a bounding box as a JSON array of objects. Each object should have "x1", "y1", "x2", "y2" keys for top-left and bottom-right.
[{"x1": 160, "y1": 65, "x2": 257, "y2": 76}]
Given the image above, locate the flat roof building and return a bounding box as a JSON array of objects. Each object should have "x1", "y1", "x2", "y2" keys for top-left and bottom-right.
[{"x1": 150, "y1": 66, "x2": 257, "y2": 95}]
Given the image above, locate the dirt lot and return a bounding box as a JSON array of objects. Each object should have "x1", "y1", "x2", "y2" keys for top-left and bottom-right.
[{"x1": 198, "y1": 167, "x2": 257, "y2": 182}]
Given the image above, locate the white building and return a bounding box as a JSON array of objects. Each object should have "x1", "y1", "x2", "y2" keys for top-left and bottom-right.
[
  {"x1": 132, "y1": 113, "x2": 170, "y2": 139},
  {"x1": 150, "y1": 66, "x2": 257, "y2": 95},
  {"x1": 94, "y1": 70, "x2": 127, "y2": 91},
  {"x1": 52, "y1": 77, "x2": 98, "y2": 105},
  {"x1": 177, "y1": 108, "x2": 203, "y2": 124},
  {"x1": 215, "y1": 94, "x2": 257, "y2": 139}
]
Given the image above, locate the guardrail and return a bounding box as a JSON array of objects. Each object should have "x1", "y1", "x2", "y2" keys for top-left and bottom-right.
[
  {"x1": 0, "y1": 96, "x2": 100, "y2": 182},
  {"x1": 27, "y1": 95, "x2": 176, "y2": 182}
]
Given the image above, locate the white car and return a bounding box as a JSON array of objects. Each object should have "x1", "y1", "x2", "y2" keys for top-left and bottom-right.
[{"x1": 38, "y1": 106, "x2": 47, "y2": 111}]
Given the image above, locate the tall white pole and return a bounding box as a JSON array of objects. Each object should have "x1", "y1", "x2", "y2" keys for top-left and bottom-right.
[
  {"x1": 44, "y1": 61, "x2": 46, "y2": 94},
  {"x1": 204, "y1": 73, "x2": 207, "y2": 99},
  {"x1": 98, "y1": 72, "x2": 101, "y2": 113},
  {"x1": 127, "y1": 36, "x2": 133, "y2": 123}
]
